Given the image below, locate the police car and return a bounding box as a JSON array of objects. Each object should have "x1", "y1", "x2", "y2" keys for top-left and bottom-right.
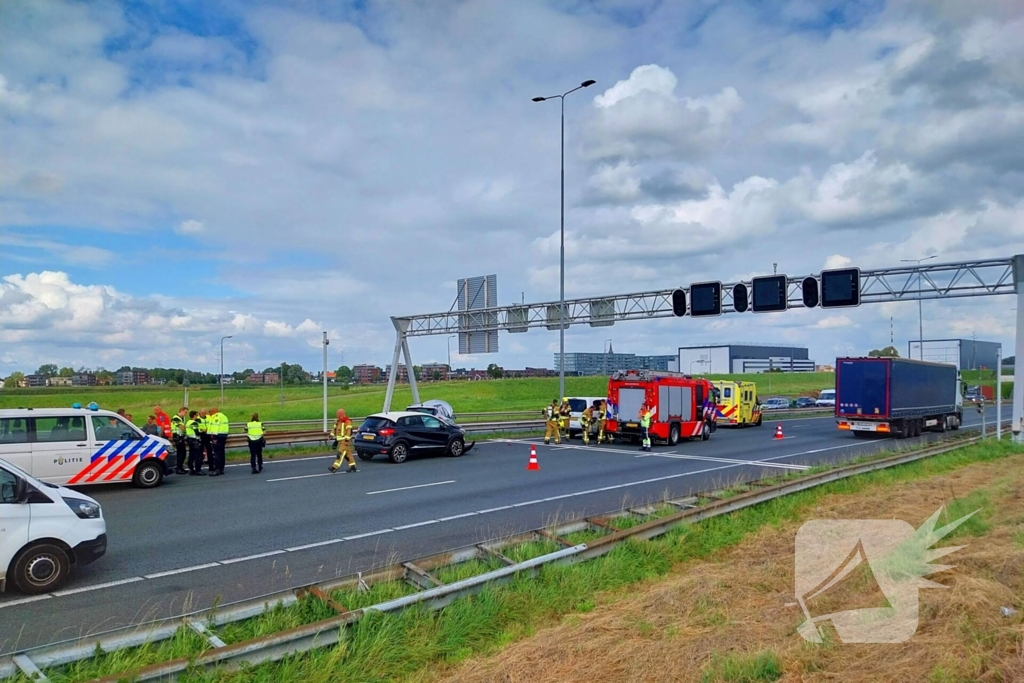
[{"x1": 0, "y1": 404, "x2": 175, "y2": 489}]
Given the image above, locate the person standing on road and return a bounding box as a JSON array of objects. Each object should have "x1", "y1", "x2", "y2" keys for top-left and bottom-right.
[
  {"x1": 638, "y1": 403, "x2": 653, "y2": 452},
  {"x1": 171, "y1": 407, "x2": 188, "y2": 474},
  {"x1": 247, "y1": 413, "x2": 265, "y2": 474},
  {"x1": 197, "y1": 409, "x2": 213, "y2": 473},
  {"x1": 595, "y1": 400, "x2": 609, "y2": 444},
  {"x1": 543, "y1": 398, "x2": 561, "y2": 445},
  {"x1": 186, "y1": 411, "x2": 204, "y2": 475},
  {"x1": 208, "y1": 407, "x2": 229, "y2": 476},
  {"x1": 558, "y1": 398, "x2": 572, "y2": 436},
  {"x1": 154, "y1": 406, "x2": 172, "y2": 440},
  {"x1": 328, "y1": 408, "x2": 357, "y2": 473},
  {"x1": 580, "y1": 402, "x2": 595, "y2": 446},
  {"x1": 142, "y1": 415, "x2": 160, "y2": 436}
]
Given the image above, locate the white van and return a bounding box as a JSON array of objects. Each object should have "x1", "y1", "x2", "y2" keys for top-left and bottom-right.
[
  {"x1": 815, "y1": 389, "x2": 836, "y2": 407},
  {"x1": 0, "y1": 407, "x2": 174, "y2": 489},
  {"x1": 1, "y1": 457, "x2": 107, "y2": 594},
  {"x1": 567, "y1": 397, "x2": 607, "y2": 438}
]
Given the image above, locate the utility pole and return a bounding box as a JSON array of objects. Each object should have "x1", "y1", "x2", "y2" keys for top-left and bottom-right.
[
  {"x1": 322, "y1": 331, "x2": 329, "y2": 433},
  {"x1": 997, "y1": 346, "x2": 1002, "y2": 440},
  {"x1": 280, "y1": 362, "x2": 285, "y2": 406},
  {"x1": 219, "y1": 335, "x2": 233, "y2": 404}
]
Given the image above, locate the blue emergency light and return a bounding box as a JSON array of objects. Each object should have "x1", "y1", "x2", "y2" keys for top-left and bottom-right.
[
  {"x1": 87, "y1": 402, "x2": 99, "y2": 411},
  {"x1": 72, "y1": 402, "x2": 82, "y2": 409}
]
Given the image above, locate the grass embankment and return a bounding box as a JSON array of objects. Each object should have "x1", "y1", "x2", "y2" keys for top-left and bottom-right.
[
  {"x1": 23, "y1": 437, "x2": 1022, "y2": 683},
  {"x1": 962, "y1": 369, "x2": 1015, "y2": 400},
  {"x1": 0, "y1": 372, "x2": 839, "y2": 421}
]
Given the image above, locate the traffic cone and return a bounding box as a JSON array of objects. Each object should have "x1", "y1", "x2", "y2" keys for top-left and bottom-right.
[
  {"x1": 774, "y1": 423, "x2": 784, "y2": 440},
  {"x1": 526, "y1": 445, "x2": 540, "y2": 471}
]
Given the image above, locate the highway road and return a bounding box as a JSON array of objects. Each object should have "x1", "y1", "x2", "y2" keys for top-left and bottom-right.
[{"x1": 0, "y1": 407, "x2": 1004, "y2": 655}]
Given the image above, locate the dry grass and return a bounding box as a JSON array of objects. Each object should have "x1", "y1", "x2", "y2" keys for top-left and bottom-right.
[{"x1": 426, "y1": 453, "x2": 1024, "y2": 683}]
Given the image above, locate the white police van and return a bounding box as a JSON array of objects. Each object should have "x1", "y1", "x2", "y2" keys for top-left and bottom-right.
[
  {"x1": 0, "y1": 404, "x2": 174, "y2": 489},
  {"x1": 1, "y1": 457, "x2": 107, "y2": 594}
]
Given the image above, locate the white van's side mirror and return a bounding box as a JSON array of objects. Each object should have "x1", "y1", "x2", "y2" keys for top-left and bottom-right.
[{"x1": 14, "y1": 477, "x2": 28, "y2": 504}]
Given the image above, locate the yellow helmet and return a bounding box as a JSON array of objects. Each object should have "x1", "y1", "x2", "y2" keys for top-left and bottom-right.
[{"x1": 562, "y1": 397, "x2": 568, "y2": 402}]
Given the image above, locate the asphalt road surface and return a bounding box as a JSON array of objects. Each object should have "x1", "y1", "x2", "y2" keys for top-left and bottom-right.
[{"x1": 0, "y1": 407, "x2": 1005, "y2": 655}]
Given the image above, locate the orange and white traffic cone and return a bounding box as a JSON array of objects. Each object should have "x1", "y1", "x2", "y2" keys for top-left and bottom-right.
[
  {"x1": 774, "y1": 423, "x2": 784, "y2": 440},
  {"x1": 526, "y1": 445, "x2": 540, "y2": 471}
]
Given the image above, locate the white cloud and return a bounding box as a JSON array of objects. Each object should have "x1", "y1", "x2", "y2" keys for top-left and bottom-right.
[
  {"x1": 824, "y1": 254, "x2": 852, "y2": 270},
  {"x1": 176, "y1": 219, "x2": 204, "y2": 235},
  {"x1": 815, "y1": 315, "x2": 855, "y2": 329}
]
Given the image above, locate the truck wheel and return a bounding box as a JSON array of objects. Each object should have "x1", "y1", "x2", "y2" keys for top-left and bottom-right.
[
  {"x1": 132, "y1": 460, "x2": 164, "y2": 488},
  {"x1": 12, "y1": 543, "x2": 71, "y2": 595},
  {"x1": 951, "y1": 414, "x2": 961, "y2": 430},
  {"x1": 668, "y1": 424, "x2": 680, "y2": 446},
  {"x1": 938, "y1": 416, "x2": 948, "y2": 433},
  {"x1": 755, "y1": 415, "x2": 763, "y2": 427},
  {"x1": 701, "y1": 423, "x2": 711, "y2": 441}
]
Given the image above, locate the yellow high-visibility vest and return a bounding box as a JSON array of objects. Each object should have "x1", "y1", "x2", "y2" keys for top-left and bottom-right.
[{"x1": 247, "y1": 421, "x2": 264, "y2": 440}]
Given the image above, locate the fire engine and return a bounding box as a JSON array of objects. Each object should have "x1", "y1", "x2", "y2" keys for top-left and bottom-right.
[{"x1": 605, "y1": 370, "x2": 719, "y2": 446}]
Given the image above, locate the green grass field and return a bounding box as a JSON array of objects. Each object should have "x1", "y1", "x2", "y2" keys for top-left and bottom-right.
[{"x1": 0, "y1": 372, "x2": 841, "y2": 422}]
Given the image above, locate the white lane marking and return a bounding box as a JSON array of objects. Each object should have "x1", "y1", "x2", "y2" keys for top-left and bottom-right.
[
  {"x1": 475, "y1": 505, "x2": 514, "y2": 514},
  {"x1": 144, "y1": 563, "x2": 221, "y2": 580},
  {"x1": 639, "y1": 453, "x2": 809, "y2": 470},
  {"x1": 393, "y1": 519, "x2": 439, "y2": 531},
  {"x1": 226, "y1": 455, "x2": 333, "y2": 468},
  {"x1": 52, "y1": 576, "x2": 145, "y2": 597},
  {"x1": 267, "y1": 472, "x2": 334, "y2": 482},
  {"x1": 343, "y1": 529, "x2": 394, "y2": 541},
  {"x1": 437, "y1": 512, "x2": 477, "y2": 522},
  {"x1": 0, "y1": 595, "x2": 53, "y2": 610},
  {"x1": 365, "y1": 480, "x2": 456, "y2": 496},
  {"x1": 286, "y1": 539, "x2": 344, "y2": 552},
  {"x1": 219, "y1": 550, "x2": 287, "y2": 565}
]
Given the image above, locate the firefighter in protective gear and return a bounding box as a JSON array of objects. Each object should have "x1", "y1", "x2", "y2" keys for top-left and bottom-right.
[
  {"x1": 171, "y1": 407, "x2": 188, "y2": 474},
  {"x1": 580, "y1": 402, "x2": 596, "y2": 446},
  {"x1": 596, "y1": 400, "x2": 609, "y2": 444},
  {"x1": 638, "y1": 403, "x2": 653, "y2": 452},
  {"x1": 558, "y1": 398, "x2": 572, "y2": 434},
  {"x1": 543, "y1": 399, "x2": 561, "y2": 445},
  {"x1": 329, "y1": 408, "x2": 357, "y2": 473},
  {"x1": 185, "y1": 411, "x2": 204, "y2": 475}
]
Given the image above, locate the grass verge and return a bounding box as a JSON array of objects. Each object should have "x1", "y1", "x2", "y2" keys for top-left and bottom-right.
[{"x1": 22, "y1": 438, "x2": 1020, "y2": 683}]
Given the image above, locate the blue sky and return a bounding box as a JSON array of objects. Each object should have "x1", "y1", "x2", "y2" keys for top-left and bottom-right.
[{"x1": 2, "y1": 0, "x2": 1022, "y2": 376}]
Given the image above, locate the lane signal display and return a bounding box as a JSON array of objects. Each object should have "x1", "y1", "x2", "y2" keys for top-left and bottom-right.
[
  {"x1": 733, "y1": 283, "x2": 749, "y2": 313},
  {"x1": 821, "y1": 268, "x2": 861, "y2": 308},
  {"x1": 671, "y1": 289, "x2": 687, "y2": 316},
  {"x1": 689, "y1": 281, "x2": 722, "y2": 317},
  {"x1": 802, "y1": 276, "x2": 819, "y2": 308},
  {"x1": 751, "y1": 275, "x2": 789, "y2": 313}
]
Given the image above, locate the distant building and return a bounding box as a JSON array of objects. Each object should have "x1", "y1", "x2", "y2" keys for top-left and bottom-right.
[
  {"x1": 262, "y1": 372, "x2": 280, "y2": 385},
  {"x1": 72, "y1": 373, "x2": 97, "y2": 386},
  {"x1": 115, "y1": 370, "x2": 150, "y2": 385},
  {"x1": 47, "y1": 376, "x2": 73, "y2": 387},
  {"x1": 815, "y1": 364, "x2": 835, "y2": 373},
  {"x1": 909, "y1": 339, "x2": 1001, "y2": 371},
  {"x1": 554, "y1": 352, "x2": 676, "y2": 376},
  {"x1": 673, "y1": 344, "x2": 815, "y2": 374},
  {"x1": 421, "y1": 363, "x2": 450, "y2": 380},
  {"x1": 25, "y1": 374, "x2": 47, "y2": 387},
  {"x1": 385, "y1": 364, "x2": 409, "y2": 383},
  {"x1": 352, "y1": 365, "x2": 381, "y2": 384}
]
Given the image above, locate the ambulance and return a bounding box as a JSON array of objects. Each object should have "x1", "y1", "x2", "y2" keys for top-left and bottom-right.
[
  {"x1": 0, "y1": 404, "x2": 174, "y2": 489},
  {"x1": 712, "y1": 380, "x2": 763, "y2": 427},
  {"x1": 605, "y1": 370, "x2": 718, "y2": 446}
]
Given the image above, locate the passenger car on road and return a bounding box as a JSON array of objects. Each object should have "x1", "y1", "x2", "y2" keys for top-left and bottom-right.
[
  {"x1": 794, "y1": 397, "x2": 817, "y2": 409},
  {"x1": 406, "y1": 399, "x2": 456, "y2": 422},
  {"x1": 565, "y1": 397, "x2": 606, "y2": 438},
  {"x1": 1, "y1": 458, "x2": 106, "y2": 594},
  {"x1": 761, "y1": 397, "x2": 791, "y2": 411},
  {"x1": 354, "y1": 411, "x2": 472, "y2": 463}
]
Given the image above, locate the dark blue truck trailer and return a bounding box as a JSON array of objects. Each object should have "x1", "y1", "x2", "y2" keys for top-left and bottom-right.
[{"x1": 835, "y1": 357, "x2": 964, "y2": 439}]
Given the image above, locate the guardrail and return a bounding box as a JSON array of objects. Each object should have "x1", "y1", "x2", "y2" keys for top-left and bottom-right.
[{"x1": 0, "y1": 421, "x2": 1008, "y2": 681}]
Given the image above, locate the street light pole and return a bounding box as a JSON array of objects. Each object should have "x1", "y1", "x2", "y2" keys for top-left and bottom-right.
[
  {"x1": 322, "y1": 331, "x2": 329, "y2": 433},
  {"x1": 533, "y1": 78, "x2": 596, "y2": 401},
  {"x1": 901, "y1": 256, "x2": 936, "y2": 359},
  {"x1": 219, "y1": 335, "x2": 233, "y2": 404},
  {"x1": 447, "y1": 335, "x2": 456, "y2": 380}
]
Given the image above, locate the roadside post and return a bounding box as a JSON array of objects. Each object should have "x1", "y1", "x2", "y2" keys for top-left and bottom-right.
[
  {"x1": 997, "y1": 348, "x2": 1002, "y2": 440},
  {"x1": 979, "y1": 396, "x2": 986, "y2": 438}
]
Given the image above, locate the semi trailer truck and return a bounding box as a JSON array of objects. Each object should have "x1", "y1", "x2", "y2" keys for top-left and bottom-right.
[{"x1": 834, "y1": 357, "x2": 964, "y2": 438}]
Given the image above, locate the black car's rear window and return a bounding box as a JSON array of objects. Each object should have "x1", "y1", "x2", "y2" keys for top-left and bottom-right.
[{"x1": 361, "y1": 417, "x2": 394, "y2": 431}]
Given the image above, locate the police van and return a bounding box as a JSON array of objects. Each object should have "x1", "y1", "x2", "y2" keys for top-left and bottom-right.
[{"x1": 0, "y1": 405, "x2": 174, "y2": 489}]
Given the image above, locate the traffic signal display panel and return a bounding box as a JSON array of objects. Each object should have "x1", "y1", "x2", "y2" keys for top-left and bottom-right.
[
  {"x1": 821, "y1": 268, "x2": 861, "y2": 308},
  {"x1": 751, "y1": 275, "x2": 788, "y2": 313},
  {"x1": 802, "y1": 277, "x2": 819, "y2": 308},
  {"x1": 733, "y1": 283, "x2": 749, "y2": 313},
  {"x1": 671, "y1": 289, "x2": 687, "y2": 316},
  {"x1": 689, "y1": 281, "x2": 722, "y2": 317}
]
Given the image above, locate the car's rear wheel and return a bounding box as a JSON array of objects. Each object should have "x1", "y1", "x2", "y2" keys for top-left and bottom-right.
[
  {"x1": 389, "y1": 442, "x2": 409, "y2": 464},
  {"x1": 448, "y1": 438, "x2": 465, "y2": 457}
]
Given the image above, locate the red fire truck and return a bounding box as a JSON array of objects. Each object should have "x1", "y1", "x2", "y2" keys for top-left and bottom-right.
[{"x1": 605, "y1": 370, "x2": 719, "y2": 446}]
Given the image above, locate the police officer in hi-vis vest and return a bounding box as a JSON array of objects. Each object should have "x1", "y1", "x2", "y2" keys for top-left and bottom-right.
[
  {"x1": 247, "y1": 413, "x2": 265, "y2": 474},
  {"x1": 185, "y1": 411, "x2": 204, "y2": 475}
]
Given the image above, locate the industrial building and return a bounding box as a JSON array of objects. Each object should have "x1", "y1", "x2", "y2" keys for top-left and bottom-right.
[
  {"x1": 909, "y1": 339, "x2": 1002, "y2": 371},
  {"x1": 554, "y1": 352, "x2": 676, "y2": 376},
  {"x1": 671, "y1": 344, "x2": 815, "y2": 374}
]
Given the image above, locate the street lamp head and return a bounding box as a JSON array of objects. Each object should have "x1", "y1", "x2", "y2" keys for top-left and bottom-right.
[
  {"x1": 532, "y1": 96, "x2": 546, "y2": 102},
  {"x1": 581, "y1": 79, "x2": 596, "y2": 87}
]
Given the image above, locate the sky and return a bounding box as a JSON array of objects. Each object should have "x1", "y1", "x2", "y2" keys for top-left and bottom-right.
[{"x1": 1, "y1": 0, "x2": 1023, "y2": 376}]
